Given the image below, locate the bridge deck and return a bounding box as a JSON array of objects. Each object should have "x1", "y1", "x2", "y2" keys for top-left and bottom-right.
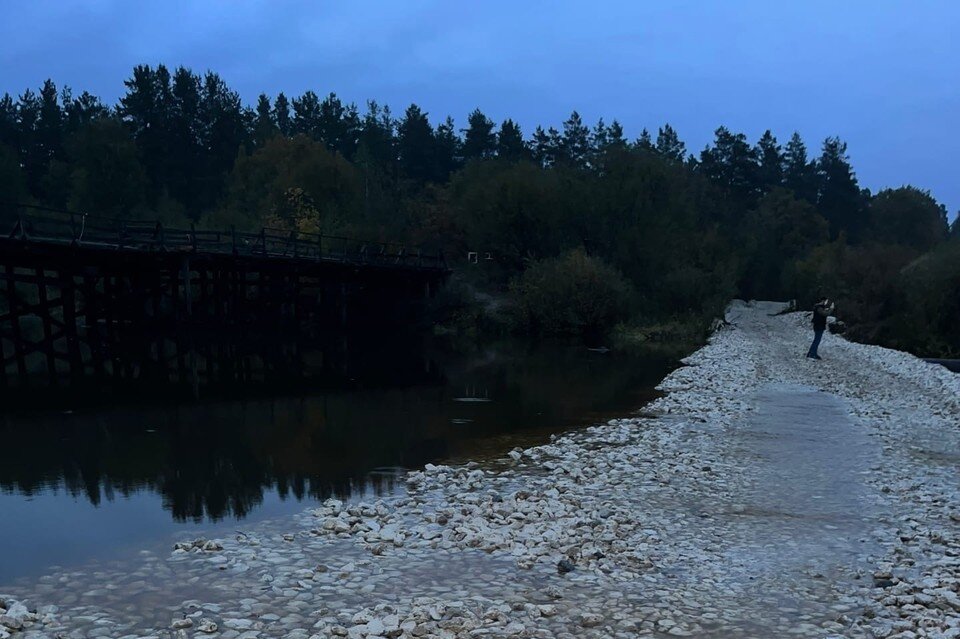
[{"x1": 4, "y1": 205, "x2": 447, "y2": 273}]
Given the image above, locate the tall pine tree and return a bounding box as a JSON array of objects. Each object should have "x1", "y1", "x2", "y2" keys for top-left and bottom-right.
[
  {"x1": 783, "y1": 132, "x2": 817, "y2": 204},
  {"x1": 816, "y1": 136, "x2": 865, "y2": 241},
  {"x1": 698, "y1": 126, "x2": 760, "y2": 214},
  {"x1": 755, "y1": 130, "x2": 783, "y2": 193},
  {"x1": 273, "y1": 93, "x2": 292, "y2": 137},
  {"x1": 530, "y1": 126, "x2": 553, "y2": 168},
  {"x1": 253, "y1": 94, "x2": 277, "y2": 147},
  {"x1": 635, "y1": 128, "x2": 654, "y2": 152},
  {"x1": 358, "y1": 100, "x2": 396, "y2": 171},
  {"x1": 0, "y1": 94, "x2": 17, "y2": 150},
  {"x1": 655, "y1": 124, "x2": 686, "y2": 163},
  {"x1": 62, "y1": 89, "x2": 108, "y2": 136},
  {"x1": 196, "y1": 71, "x2": 246, "y2": 210},
  {"x1": 496, "y1": 119, "x2": 526, "y2": 160},
  {"x1": 292, "y1": 91, "x2": 321, "y2": 139},
  {"x1": 397, "y1": 104, "x2": 436, "y2": 184},
  {"x1": 119, "y1": 64, "x2": 173, "y2": 198},
  {"x1": 17, "y1": 89, "x2": 43, "y2": 198},
  {"x1": 560, "y1": 111, "x2": 590, "y2": 168},
  {"x1": 461, "y1": 109, "x2": 496, "y2": 160},
  {"x1": 36, "y1": 80, "x2": 64, "y2": 165},
  {"x1": 164, "y1": 67, "x2": 202, "y2": 210},
  {"x1": 434, "y1": 116, "x2": 461, "y2": 180}
]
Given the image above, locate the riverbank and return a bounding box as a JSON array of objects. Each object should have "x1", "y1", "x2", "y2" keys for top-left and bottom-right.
[{"x1": 3, "y1": 301, "x2": 958, "y2": 638}]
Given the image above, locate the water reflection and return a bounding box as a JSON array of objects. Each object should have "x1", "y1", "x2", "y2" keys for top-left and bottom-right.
[{"x1": 0, "y1": 337, "x2": 683, "y2": 578}]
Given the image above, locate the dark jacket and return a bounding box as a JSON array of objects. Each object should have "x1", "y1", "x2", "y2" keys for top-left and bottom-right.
[{"x1": 812, "y1": 302, "x2": 832, "y2": 331}]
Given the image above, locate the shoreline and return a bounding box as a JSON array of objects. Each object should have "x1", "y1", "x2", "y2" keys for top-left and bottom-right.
[{"x1": 2, "y1": 300, "x2": 958, "y2": 638}]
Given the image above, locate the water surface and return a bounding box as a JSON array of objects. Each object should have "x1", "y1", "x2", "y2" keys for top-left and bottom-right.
[{"x1": 0, "y1": 337, "x2": 684, "y2": 582}]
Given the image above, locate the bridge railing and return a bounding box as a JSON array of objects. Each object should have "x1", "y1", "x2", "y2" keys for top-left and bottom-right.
[{"x1": 4, "y1": 204, "x2": 447, "y2": 271}]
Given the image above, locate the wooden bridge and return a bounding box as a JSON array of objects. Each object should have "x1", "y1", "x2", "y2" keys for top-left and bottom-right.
[{"x1": 0, "y1": 204, "x2": 449, "y2": 392}]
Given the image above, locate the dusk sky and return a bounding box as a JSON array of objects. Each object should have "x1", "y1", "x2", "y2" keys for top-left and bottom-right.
[{"x1": 2, "y1": 0, "x2": 957, "y2": 218}]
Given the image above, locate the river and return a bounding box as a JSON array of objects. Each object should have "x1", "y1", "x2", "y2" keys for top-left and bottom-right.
[{"x1": 0, "y1": 337, "x2": 685, "y2": 583}]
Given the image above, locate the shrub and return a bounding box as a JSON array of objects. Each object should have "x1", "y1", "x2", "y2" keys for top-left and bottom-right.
[
  {"x1": 889, "y1": 238, "x2": 960, "y2": 356},
  {"x1": 509, "y1": 249, "x2": 633, "y2": 337}
]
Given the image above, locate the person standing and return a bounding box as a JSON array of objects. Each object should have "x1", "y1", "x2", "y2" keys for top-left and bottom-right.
[{"x1": 807, "y1": 297, "x2": 834, "y2": 359}]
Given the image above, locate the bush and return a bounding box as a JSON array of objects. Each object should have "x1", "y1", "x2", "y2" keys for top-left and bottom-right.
[
  {"x1": 509, "y1": 249, "x2": 633, "y2": 337},
  {"x1": 888, "y1": 238, "x2": 960, "y2": 356},
  {"x1": 868, "y1": 187, "x2": 948, "y2": 252},
  {"x1": 214, "y1": 135, "x2": 360, "y2": 232},
  {"x1": 788, "y1": 237, "x2": 960, "y2": 357}
]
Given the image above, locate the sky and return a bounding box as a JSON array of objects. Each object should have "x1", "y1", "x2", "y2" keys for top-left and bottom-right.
[{"x1": 2, "y1": 0, "x2": 958, "y2": 218}]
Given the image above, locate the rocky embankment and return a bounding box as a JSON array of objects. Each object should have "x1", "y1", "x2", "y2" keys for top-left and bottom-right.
[
  {"x1": 0, "y1": 597, "x2": 58, "y2": 638},
  {"x1": 3, "y1": 301, "x2": 958, "y2": 638}
]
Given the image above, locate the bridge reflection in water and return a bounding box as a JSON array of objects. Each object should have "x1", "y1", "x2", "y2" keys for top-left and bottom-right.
[{"x1": 0, "y1": 329, "x2": 444, "y2": 517}]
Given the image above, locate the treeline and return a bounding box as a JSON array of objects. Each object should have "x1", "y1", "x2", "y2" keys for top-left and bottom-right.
[{"x1": 0, "y1": 65, "x2": 957, "y2": 355}]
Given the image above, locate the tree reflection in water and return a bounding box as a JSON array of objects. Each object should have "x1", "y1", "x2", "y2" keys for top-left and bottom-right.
[{"x1": 0, "y1": 337, "x2": 683, "y2": 523}]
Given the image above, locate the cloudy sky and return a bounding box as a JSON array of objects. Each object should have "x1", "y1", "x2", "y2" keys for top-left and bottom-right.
[{"x1": 2, "y1": 1, "x2": 957, "y2": 217}]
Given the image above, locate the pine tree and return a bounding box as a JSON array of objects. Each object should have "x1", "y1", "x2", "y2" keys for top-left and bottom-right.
[
  {"x1": 530, "y1": 126, "x2": 552, "y2": 167},
  {"x1": 339, "y1": 103, "x2": 361, "y2": 159},
  {"x1": 816, "y1": 136, "x2": 865, "y2": 241},
  {"x1": 593, "y1": 119, "x2": 628, "y2": 174},
  {"x1": 119, "y1": 64, "x2": 174, "y2": 196},
  {"x1": 273, "y1": 93, "x2": 292, "y2": 137},
  {"x1": 253, "y1": 94, "x2": 277, "y2": 147},
  {"x1": 590, "y1": 118, "x2": 609, "y2": 154},
  {"x1": 62, "y1": 89, "x2": 108, "y2": 136},
  {"x1": 318, "y1": 92, "x2": 345, "y2": 150},
  {"x1": 358, "y1": 100, "x2": 396, "y2": 171},
  {"x1": 37, "y1": 81, "x2": 72, "y2": 207},
  {"x1": 461, "y1": 108, "x2": 496, "y2": 160},
  {"x1": 606, "y1": 120, "x2": 626, "y2": 149},
  {"x1": 434, "y1": 116, "x2": 461, "y2": 180},
  {"x1": 0, "y1": 94, "x2": 16, "y2": 149},
  {"x1": 783, "y1": 132, "x2": 816, "y2": 203},
  {"x1": 166, "y1": 66, "x2": 203, "y2": 211},
  {"x1": 0, "y1": 142, "x2": 25, "y2": 212},
  {"x1": 635, "y1": 128, "x2": 654, "y2": 152},
  {"x1": 560, "y1": 111, "x2": 590, "y2": 168},
  {"x1": 655, "y1": 124, "x2": 685, "y2": 163},
  {"x1": 292, "y1": 91, "x2": 321, "y2": 138},
  {"x1": 315, "y1": 92, "x2": 360, "y2": 157},
  {"x1": 755, "y1": 130, "x2": 783, "y2": 193},
  {"x1": 17, "y1": 89, "x2": 43, "y2": 197},
  {"x1": 197, "y1": 71, "x2": 246, "y2": 209},
  {"x1": 496, "y1": 119, "x2": 526, "y2": 160},
  {"x1": 397, "y1": 104, "x2": 436, "y2": 184},
  {"x1": 592, "y1": 118, "x2": 632, "y2": 173},
  {"x1": 698, "y1": 126, "x2": 760, "y2": 212},
  {"x1": 153, "y1": 65, "x2": 174, "y2": 192},
  {"x1": 36, "y1": 80, "x2": 65, "y2": 182}
]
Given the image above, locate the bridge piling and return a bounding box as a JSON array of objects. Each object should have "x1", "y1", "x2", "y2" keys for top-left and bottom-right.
[
  {"x1": 59, "y1": 268, "x2": 83, "y2": 385},
  {"x1": 3, "y1": 264, "x2": 28, "y2": 380},
  {"x1": 33, "y1": 267, "x2": 58, "y2": 387}
]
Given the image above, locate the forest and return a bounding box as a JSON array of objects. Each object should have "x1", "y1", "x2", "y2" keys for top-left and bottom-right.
[{"x1": 1, "y1": 65, "x2": 957, "y2": 356}]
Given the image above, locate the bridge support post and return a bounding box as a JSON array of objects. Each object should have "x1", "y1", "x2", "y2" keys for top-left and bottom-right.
[
  {"x1": 83, "y1": 273, "x2": 106, "y2": 383},
  {"x1": 60, "y1": 268, "x2": 83, "y2": 385},
  {"x1": 34, "y1": 267, "x2": 58, "y2": 387},
  {"x1": 3, "y1": 264, "x2": 28, "y2": 381}
]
